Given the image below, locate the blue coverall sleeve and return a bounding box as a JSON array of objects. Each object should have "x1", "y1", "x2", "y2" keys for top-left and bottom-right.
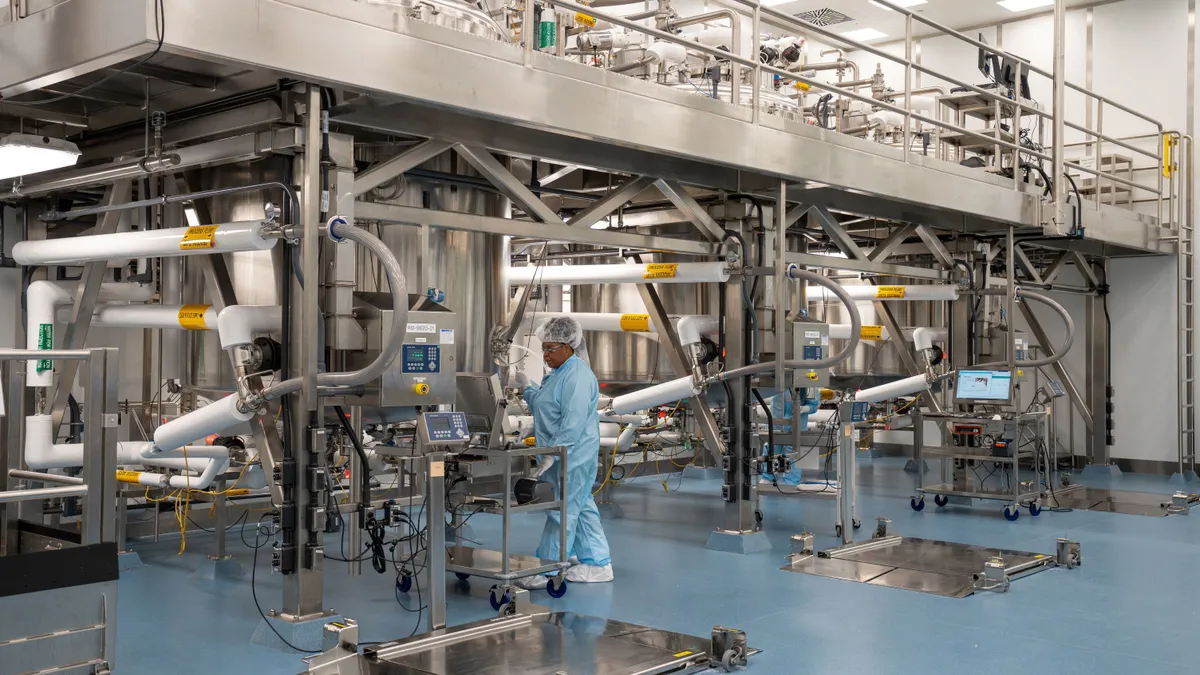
[{"x1": 555, "y1": 368, "x2": 596, "y2": 449}]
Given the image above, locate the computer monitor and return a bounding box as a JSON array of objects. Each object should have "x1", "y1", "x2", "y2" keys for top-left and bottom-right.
[
  {"x1": 955, "y1": 370, "x2": 1013, "y2": 404},
  {"x1": 977, "y1": 33, "x2": 1000, "y2": 82}
]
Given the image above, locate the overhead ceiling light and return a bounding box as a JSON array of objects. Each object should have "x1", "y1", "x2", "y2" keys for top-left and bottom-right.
[
  {"x1": 0, "y1": 133, "x2": 81, "y2": 181},
  {"x1": 840, "y1": 27, "x2": 888, "y2": 41},
  {"x1": 997, "y1": 0, "x2": 1054, "y2": 11},
  {"x1": 868, "y1": 0, "x2": 928, "y2": 10}
]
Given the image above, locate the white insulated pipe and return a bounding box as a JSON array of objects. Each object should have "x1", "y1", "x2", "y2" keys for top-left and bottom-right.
[
  {"x1": 610, "y1": 375, "x2": 699, "y2": 415},
  {"x1": 12, "y1": 221, "x2": 277, "y2": 266},
  {"x1": 153, "y1": 395, "x2": 256, "y2": 452},
  {"x1": 808, "y1": 285, "x2": 959, "y2": 302},
  {"x1": 25, "y1": 414, "x2": 226, "y2": 484},
  {"x1": 217, "y1": 305, "x2": 284, "y2": 348},
  {"x1": 854, "y1": 374, "x2": 932, "y2": 404},
  {"x1": 56, "y1": 304, "x2": 217, "y2": 331},
  {"x1": 26, "y1": 281, "x2": 154, "y2": 387},
  {"x1": 508, "y1": 262, "x2": 729, "y2": 286}
]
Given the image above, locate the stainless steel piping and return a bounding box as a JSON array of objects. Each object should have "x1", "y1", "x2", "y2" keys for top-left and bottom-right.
[{"x1": 669, "y1": 10, "x2": 742, "y2": 106}]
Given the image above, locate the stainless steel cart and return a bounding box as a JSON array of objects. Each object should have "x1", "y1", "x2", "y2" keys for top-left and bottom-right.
[
  {"x1": 912, "y1": 409, "x2": 1051, "y2": 521},
  {"x1": 445, "y1": 442, "x2": 571, "y2": 605}
]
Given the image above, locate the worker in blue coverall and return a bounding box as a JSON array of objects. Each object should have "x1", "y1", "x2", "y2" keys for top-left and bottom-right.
[{"x1": 511, "y1": 317, "x2": 613, "y2": 587}]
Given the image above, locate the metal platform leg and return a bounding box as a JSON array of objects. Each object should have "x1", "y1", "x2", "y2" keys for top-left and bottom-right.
[
  {"x1": 252, "y1": 612, "x2": 343, "y2": 653},
  {"x1": 1081, "y1": 463, "x2": 1123, "y2": 480}
]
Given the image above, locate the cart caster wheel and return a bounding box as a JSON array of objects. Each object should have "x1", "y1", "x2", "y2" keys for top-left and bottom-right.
[
  {"x1": 933, "y1": 494, "x2": 949, "y2": 507},
  {"x1": 720, "y1": 648, "x2": 745, "y2": 672},
  {"x1": 498, "y1": 601, "x2": 518, "y2": 617},
  {"x1": 1003, "y1": 505, "x2": 1020, "y2": 521},
  {"x1": 1028, "y1": 503, "x2": 1042, "y2": 516},
  {"x1": 547, "y1": 576, "x2": 568, "y2": 598},
  {"x1": 396, "y1": 575, "x2": 412, "y2": 594},
  {"x1": 455, "y1": 572, "x2": 470, "y2": 581},
  {"x1": 834, "y1": 524, "x2": 843, "y2": 538},
  {"x1": 910, "y1": 497, "x2": 925, "y2": 512},
  {"x1": 489, "y1": 586, "x2": 511, "y2": 611},
  {"x1": 852, "y1": 518, "x2": 861, "y2": 530}
]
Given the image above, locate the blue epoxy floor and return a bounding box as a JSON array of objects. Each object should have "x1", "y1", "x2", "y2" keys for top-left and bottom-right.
[{"x1": 116, "y1": 459, "x2": 1200, "y2": 674}]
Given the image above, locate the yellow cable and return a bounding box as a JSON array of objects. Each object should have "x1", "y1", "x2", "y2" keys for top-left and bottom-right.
[{"x1": 592, "y1": 427, "x2": 623, "y2": 496}]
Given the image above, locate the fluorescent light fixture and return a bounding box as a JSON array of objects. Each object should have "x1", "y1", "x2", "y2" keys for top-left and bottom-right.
[
  {"x1": 0, "y1": 133, "x2": 81, "y2": 181},
  {"x1": 840, "y1": 27, "x2": 888, "y2": 41},
  {"x1": 868, "y1": 0, "x2": 928, "y2": 10},
  {"x1": 997, "y1": 0, "x2": 1054, "y2": 11}
]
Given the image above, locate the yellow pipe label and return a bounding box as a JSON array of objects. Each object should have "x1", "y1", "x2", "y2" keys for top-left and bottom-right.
[
  {"x1": 860, "y1": 325, "x2": 884, "y2": 340},
  {"x1": 180, "y1": 225, "x2": 219, "y2": 250},
  {"x1": 643, "y1": 263, "x2": 678, "y2": 280},
  {"x1": 575, "y1": 12, "x2": 596, "y2": 27},
  {"x1": 177, "y1": 305, "x2": 211, "y2": 330},
  {"x1": 116, "y1": 470, "x2": 143, "y2": 484},
  {"x1": 1163, "y1": 133, "x2": 1177, "y2": 178},
  {"x1": 875, "y1": 285, "x2": 906, "y2": 299},
  {"x1": 619, "y1": 313, "x2": 651, "y2": 331}
]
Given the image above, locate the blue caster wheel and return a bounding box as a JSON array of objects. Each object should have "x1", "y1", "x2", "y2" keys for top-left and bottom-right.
[
  {"x1": 489, "y1": 586, "x2": 511, "y2": 611},
  {"x1": 910, "y1": 497, "x2": 925, "y2": 512},
  {"x1": 934, "y1": 494, "x2": 949, "y2": 507},
  {"x1": 1003, "y1": 505, "x2": 1020, "y2": 521},
  {"x1": 1028, "y1": 503, "x2": 1042, "y2": 516},
  {"x1": 547, "y1": 576, "x2": 568, "y2": 598},
  {"x1": 396, "y1": 575, "x2": 412, "y2": 593},
  {"x1": 455, "y1": 572, "x2": 470, "y2": 581}
]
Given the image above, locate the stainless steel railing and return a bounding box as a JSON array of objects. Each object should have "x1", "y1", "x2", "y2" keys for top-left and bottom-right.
[{"x1": 525, "y1": 0, "x2": 1172, "y2": 230}]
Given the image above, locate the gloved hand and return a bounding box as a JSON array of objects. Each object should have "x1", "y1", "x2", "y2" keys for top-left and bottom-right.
[
  {"x1": 532, "y1": 454, "x2": 556, "y2": 478},
  {"x1": 513, "y1": 371, "x2": 530, "y2": 389}
]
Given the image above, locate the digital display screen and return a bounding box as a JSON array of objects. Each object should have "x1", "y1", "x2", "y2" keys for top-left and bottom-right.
[
  {"x1": 956, "y1": 370, "x2": 1013, "y2": 401},
  {"x1": 401, "y1": 345, "x2": 439, "y2": 373},
  {"x1": 429, "y1": 416, "x2": 452, "y2": 432},
  {"x1": 407, "y1": 346, "x2": 426, "y2": 362}
]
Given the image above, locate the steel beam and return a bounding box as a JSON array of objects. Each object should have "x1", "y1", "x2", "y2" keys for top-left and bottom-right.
[
  {"x1": 1071, "y1": 251, "x2": 1100, "y2": 289},
  {"x1": 1018, "y1": 300, "x2": 1093, "y2": 429},
  {"x1": 49, "y1": 181, "x2": 132, "y2": 437},
  {"x1": 867, "y1": 223, "x2": 918, "y2": 263},
  {"x1": 809, "y1": 205, "x2": 869, "y2": 261},
  {"x1": 914, "y1": 225, "x2": 957, "y2": 270},
  {"x1": 539, "y1": 164, "x2": 578, "y2": 185},
  {"x1": 1039, "y1": 251, "x2": 1070, "y2": 285},
  {"x1": 0, "y1": 101, "x2": 88, "y2": 128},
  {"x1": 352, "y1": 139, "x2": 452, "y2": 197},
  {"x1": 1013, "y1": 244, "x2": 1045, "y2": 285},
  {"x1": 355, "y1": 201, "x2": 719, "y2": 256},
  {"x1": 629, "y1": 257, "x2": 724, "y2": 468},
  {"x1": 654, "y1": 179, "x2": 725, "y2": 241},
  {"x1": 568, "y1": 176, "x2": 654, "y2": 229},
  {"x1": 784, "y1": 252, "x2": 946, "y2": 281},
  {"x1": 453, "y1": 144, "x2": 564, "y2": 224}
]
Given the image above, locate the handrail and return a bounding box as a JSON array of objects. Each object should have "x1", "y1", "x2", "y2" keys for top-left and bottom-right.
[
  {"x1": 543, "y1": 0, "x2": 1052, "y2": 164},
  {"x1": 535, "y1": 0, "x2": 1170, "y2": 226},
  {"x1": 0, "y1": 348, "x2": 94, "y2": 360}
]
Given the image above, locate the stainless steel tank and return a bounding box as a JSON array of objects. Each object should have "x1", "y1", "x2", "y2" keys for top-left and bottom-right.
[
  {"x1": 362, "y1": 0, "x2": 509, "y2": 41},
  {"x1": 358, "y1": 151, "x2": 505, "y2": 373}
]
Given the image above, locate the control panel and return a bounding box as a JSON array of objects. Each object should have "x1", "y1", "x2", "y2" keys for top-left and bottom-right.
[
  {"x1": 793, "y1": 323, "x2": 830, "y2": 389},
  {"x1": 950, "y1": 418, "x2": 1018, "y2": 457},
  {"x1": 849, "y1": 402, "x2": 870, "y2": 423},
  {"x1": 417, "y1": 412, "x2": 470, "y2": 448},
  {"x1": 347, "y1": 293, "x2": 458, "y2": 407},
  {"x1": 402, "y1": 344, "x2": 441, "y2": 373}
]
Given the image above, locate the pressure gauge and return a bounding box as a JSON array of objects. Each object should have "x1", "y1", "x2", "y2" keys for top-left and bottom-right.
[{"x1": 980, "y1": 435, "x2": 995, "y2": 449}]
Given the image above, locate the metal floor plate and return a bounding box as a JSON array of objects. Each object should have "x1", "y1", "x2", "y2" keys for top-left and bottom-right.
[
  {"x1": 781, "y1": 537, "x2": 1058, "y2": 598},
  {"x1": 351, "y1": 613, "x2": 723, "y2": 675},
  {"x1": 1047, "y1": 487, "x2": 1199, "y2": 517}
]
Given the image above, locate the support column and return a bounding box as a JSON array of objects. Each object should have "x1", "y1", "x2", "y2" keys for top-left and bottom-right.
[
  {"x1": 1083, "y1": 278, "x2": 1121, "y2": 480},
  {"x1": 706, "y1": 232, "x2": 771, "y2": 554}
]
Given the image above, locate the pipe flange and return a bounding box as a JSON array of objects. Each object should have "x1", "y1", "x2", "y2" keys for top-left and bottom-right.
[{"x1": 326, "y1": 216, "x2": 350, "y2": 242}]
